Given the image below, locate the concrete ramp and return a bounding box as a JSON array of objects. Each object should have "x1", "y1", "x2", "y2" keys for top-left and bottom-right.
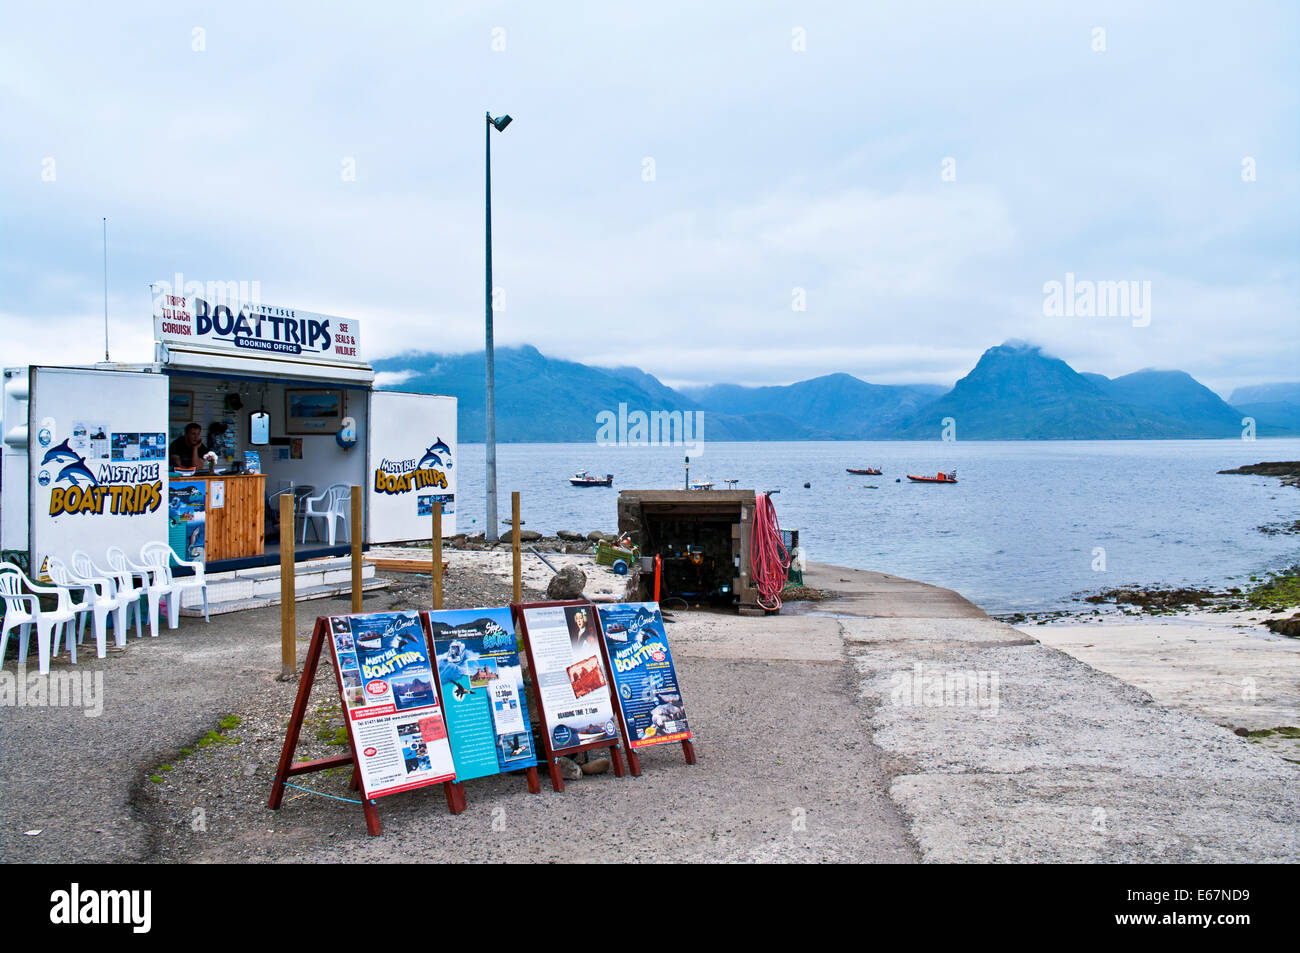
[{"x1": 803, "y1": 563, "x2": 1300, "y2": 862}]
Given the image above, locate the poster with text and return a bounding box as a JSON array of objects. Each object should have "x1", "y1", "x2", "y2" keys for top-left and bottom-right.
[
  {"x1": 168, "y1": 480, "x2": 206, "y2": 562},
  {"x1": 519, "y1": 604, "x2": 618, "y2": 752},
  {"x1": 427, "y1": 608, "x2": 537, "y2": 780},
  {"x1": 327, "y1": 612, "x2": 456, "y2": 799},
  {"x1": 596, "y1": 603, "x2": 691, "y2": 749}
]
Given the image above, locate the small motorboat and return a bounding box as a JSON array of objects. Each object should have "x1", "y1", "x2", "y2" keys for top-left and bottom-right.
[
  {"x1": 907, "y1": 470, "x2": 958, "y2": 484},
  {"x1": 570, "y1": 470, "x2": 613, "y2": 487},
  {"x1": 846, "y1": 467, "x2": 882, "y2": 475},
  {"x1": 689, "y1": 477, "x2": 714, "y2": 490}
]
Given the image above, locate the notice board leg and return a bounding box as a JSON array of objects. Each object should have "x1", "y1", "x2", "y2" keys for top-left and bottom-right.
[
  {"x1": 610, "y1": 743, "x2": 626, "y2": 778},
  {"x1": 626, "y1": 747, "x2": 642, "y2": 777},
  {"x1": 349, "y1": 766, "x2": 360, "y2": 791},
  {"x1": 525, "y1": 765, "x2": 540, "y2": 794},
  {"x1": 682, "y1": 739, "x2": 697, "y2": 764},
  {"x1": 268, "y1": 617, "x2": 327, "y2": 809},
  {"x1": 444, "y1": 781, "x2": 466, "y2": 815},
  {"x1": 548, "y1": 758, "x2": 566, "y2": 793},
  {"x1": 362, "y1": 798, "x2": 382, "y2": 836}
]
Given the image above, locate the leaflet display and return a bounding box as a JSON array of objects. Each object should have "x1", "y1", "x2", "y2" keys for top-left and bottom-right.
[
  {"x1": 596, "y1": 602, "x2": 691, "y2": 749},
  {"x1": 515, "y1": 603, "x2": 619, "y2": 753},
  {"x1": 327, "y1": 611, "x2": 455, "y2": 799},
  {"x1": 426, "y1": 608, "x2": 538, "y2": 780}
]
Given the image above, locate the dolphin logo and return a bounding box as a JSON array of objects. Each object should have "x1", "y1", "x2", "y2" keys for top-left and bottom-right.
[
  {"x1": 57, "y1": 456, "x2": 99, "y2": 487},
  {"x1": 418, "y1": 439, "x2": 452, "y2": 469},
  {"x1": 41, "y1": 438, "x2": 80, "y2": 467}
]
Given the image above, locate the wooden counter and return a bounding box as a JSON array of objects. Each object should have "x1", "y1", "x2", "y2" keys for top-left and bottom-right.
[{"x1": 173, "y1": 473, "x2": 265, "y2": 562}]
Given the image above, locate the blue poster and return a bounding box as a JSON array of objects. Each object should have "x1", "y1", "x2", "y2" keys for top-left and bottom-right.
[
  {"x1": 428, "y1": 608, "x2": 537, "y2": 781},
  {"x1": 168, "y1": 480, "x2": 206, "y2": 562},
  {"x1": 596, "y1": 602, "x2": 691, "y2": 749}
]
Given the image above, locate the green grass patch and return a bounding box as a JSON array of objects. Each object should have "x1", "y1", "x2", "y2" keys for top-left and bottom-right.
[{"x1": 1247, "y1": 565, "x2": 1300, "y2": 611}]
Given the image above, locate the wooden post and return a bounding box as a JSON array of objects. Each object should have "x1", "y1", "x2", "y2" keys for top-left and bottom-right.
[
  {"x1": 511, "y1": 491, "x2": 522, "y2": 604},
  {"x1": 350, "y1": 485, "x2": 363, "y2": 613},
  {"x1": 279, "y1": 493, "x2": 296, "y2": 678},
  {"x1": 431, "y1": 501, "x2": 443, "y2": 610}
]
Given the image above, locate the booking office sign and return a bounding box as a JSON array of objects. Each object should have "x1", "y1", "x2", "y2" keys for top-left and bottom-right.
[{"x1": 596, "y1": 603, "x2": 692, "y2": 749}]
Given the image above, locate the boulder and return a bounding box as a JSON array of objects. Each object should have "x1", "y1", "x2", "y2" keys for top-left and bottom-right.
[
  {"x1": 557, "y1": 530, "x2": 584, "y2": 542},
  {"x1": 586, "y1": 530, "x2": 604, "y2": 541},
  {"x1": 546, "y1": 564, "x2": 587, "y2": 599},
  {"x1": 519, "y1": 530, "x2": 542, "y2": 542},
  {"x1": 555, "y1": 757, "x2": 583, "y2": 781}
]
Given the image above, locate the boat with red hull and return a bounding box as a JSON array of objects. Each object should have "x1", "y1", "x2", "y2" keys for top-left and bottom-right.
[{"x1": 907, "y1": 471, "x2": 958, "y2": 484}]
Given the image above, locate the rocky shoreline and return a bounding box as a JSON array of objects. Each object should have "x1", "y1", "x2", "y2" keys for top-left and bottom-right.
[
  {"x1": 1218, "y1": 459, "x2": 1300, "y2": 489},
  {"x1": 416, "y1": 528, "x2": 624, "y2": 555},
  {"x1": 995, "y1": 565, "x2": 1300, "y2": 636}
]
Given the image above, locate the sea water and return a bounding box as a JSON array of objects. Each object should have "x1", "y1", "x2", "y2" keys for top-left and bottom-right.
[{"x1": 448, "y1": 439, "x2": 1300, "y2": 614}]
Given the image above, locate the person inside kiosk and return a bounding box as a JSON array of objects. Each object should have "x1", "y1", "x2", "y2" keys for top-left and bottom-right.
[{"x1": 169, "y1": 422, "x2": 210, "y2": 470}]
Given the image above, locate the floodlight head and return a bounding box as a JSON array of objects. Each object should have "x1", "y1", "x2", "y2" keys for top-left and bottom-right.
[{"x1": 490, "y1": 114, "x2": 513, "y2": 132}]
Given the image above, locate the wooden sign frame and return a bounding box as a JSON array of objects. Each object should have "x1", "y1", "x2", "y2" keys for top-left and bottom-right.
[
  {"x1": 591, "y1": 603, "x2": 697, "y2": 776},
  {"x1": 268, "y1": 615, "x2": 465, "y2": 836},
  {"x1": 420, "y1": 609, "x2": 542, "y2": 797},
  {"x1": 511, "y1": 599, "x2": 628, "y2": 792}
]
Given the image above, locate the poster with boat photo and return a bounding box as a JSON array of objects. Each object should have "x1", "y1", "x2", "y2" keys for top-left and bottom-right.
[
  {"x1": 327, "y1": 611, "x2": 456, "y2": 799},
  {"x1": 596, "y1": 602, "x2": 691, "y2": 749},
  {"x1": 426, "y1": 607, "x2": 538, "y2": 780},
  {"x1": 515, "y1": 603, "x2": 619, "y2": 753}
]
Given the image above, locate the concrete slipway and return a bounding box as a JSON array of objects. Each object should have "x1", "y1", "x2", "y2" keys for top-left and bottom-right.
[{"x1": 0, "y1": 561, "x2": 1295, "y2": 863}]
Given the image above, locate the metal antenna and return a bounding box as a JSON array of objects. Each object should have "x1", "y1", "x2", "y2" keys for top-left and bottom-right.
[{"x1": 102, "y1": 217, "x2": 109, "y2": 361}]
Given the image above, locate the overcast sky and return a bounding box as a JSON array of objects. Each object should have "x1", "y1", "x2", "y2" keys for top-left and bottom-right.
[{"x1": 2, "y1": 1, "x2": 1296, "y2": 396}]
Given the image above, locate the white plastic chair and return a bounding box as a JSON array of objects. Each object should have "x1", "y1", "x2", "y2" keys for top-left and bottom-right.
[
  {"x1": 122, "y1": 545, "x2": 177, "y2": 638},
  {"x1": 74, "y1": 550, "x2": 141, "y2": 641},
  {"x1": 104, "y1": 546, "x2": 150, "y2": 639},
  {"x1": 301, "y1": 483, "x2": 350, "y2": 546},
  {"x1": 142, "y1": 542, "x2": 209, "y2": 623},
  {"x1": 46, "y1": 556, "x2": 121, "y2": 661},
  {"x1": 266, "y1": 481, "x2": 295, "y2": 534},
  {"x1": 0, "y1": 562, "x2": 75, "y2": 674}
]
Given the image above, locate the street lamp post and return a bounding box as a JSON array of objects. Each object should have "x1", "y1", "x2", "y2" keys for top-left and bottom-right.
[{"x1": 484, "y1": 111, "x2": 511, "y2": 542}]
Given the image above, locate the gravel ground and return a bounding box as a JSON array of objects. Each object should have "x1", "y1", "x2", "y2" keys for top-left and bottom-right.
[
  {"x1": 0, "y1": 561, "x2": 914, "y2": 864},
  {"x1": 0, "y1": 568, "x2": 544, "y2": 863}
]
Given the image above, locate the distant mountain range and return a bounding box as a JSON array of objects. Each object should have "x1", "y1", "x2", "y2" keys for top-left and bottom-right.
[
  {"x1": 374, "y1": 342, "x2": 1299, "y2": 442},
  {"x1": 1227, "y1": 382, "x2": 1300, "y2": 433}
]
